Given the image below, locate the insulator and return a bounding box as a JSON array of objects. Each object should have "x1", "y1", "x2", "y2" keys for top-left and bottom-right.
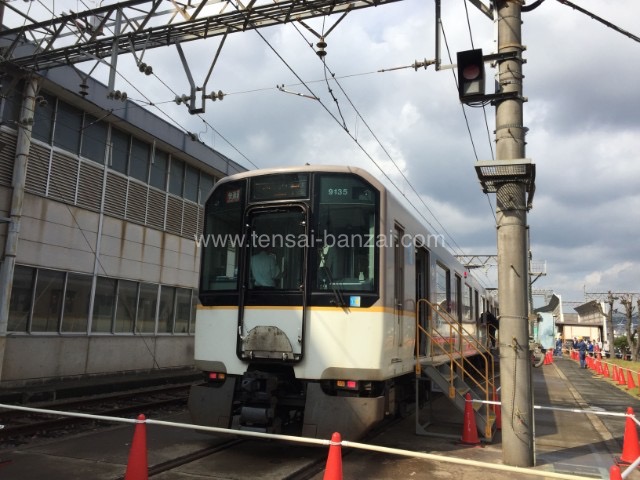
[
  {"x1": 175, "y1": 95, "x2": 183, "y2": 105},
  {"x1": 144, "y1": 65, "x2": 153, "y2": 75},
  {"x1": 138, "y1": 62, "x2": 147, "y2": 73},
  {"x1": 316, "y1": 38, "x2": 327, "y2": 57}
]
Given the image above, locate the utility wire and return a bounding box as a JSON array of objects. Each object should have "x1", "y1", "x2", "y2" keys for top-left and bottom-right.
[
  {"x1": 286, "y1": 21, "x2": 469, "y2": 257},
  {"x1": 442, "y1": 16, "x2": 497, "y2": 227},
  {"x1": 554, "y1": 0, "x2": 640, "y2": 43}
]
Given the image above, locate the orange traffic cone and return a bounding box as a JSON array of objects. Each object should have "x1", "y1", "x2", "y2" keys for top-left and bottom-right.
[
  {"x1": 610, "y1": 464, "x2": 623, "y2": 480},
  {"x1": 627, "y1": 370, "x2": 637, "y2": 391},
  {"x1": 619, "y1": 369, "x2": 628, "y2": 386},
  {"x1": 617, "y1": 407, "x2": 640, "y2": 465},
  {"x1": 461, "y1": 393, "x2": 480, "y2": 445},
  {"x1": 323, "y1": 432, "x2": 343, "y2": 480},
  {"x1": 604, "y1": 363, "x2": 610, "y2": 378},
  {"x1": 125, "y1": 414, "x2": 148, "y2": 480}
]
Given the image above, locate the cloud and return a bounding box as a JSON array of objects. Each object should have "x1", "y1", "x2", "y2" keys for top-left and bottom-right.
[{"x1": 8, "y1": 0, "x2": 640, "y2": 306}]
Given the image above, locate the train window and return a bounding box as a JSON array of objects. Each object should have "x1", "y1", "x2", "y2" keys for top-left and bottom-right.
[
  {"x1": 462, "y1": 285, "x2": 472, "y2": 323},
  {"x1": 200, "y1": 180, "x2": 245, "y2": 292},
  {"x1": 314, "y1": 174, "x2": 378, "y2": 293},
  {"x1": 435, "y1": 263, "x2": 450, "y2": 320},
  {"x1": 247, "y1": 208, "x2": 306, "y2": 291},
  {"x1": 250, "y1": 173, "x2": 309, "y2": 201}
]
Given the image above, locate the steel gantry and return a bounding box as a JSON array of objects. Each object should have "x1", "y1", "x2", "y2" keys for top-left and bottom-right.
[{"x1": 0, "y1": 0, "x2": 404, "y2": 72}]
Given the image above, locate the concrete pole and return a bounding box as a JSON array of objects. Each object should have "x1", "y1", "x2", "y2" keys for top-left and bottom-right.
[
  {"x1": 0, "y1": 76, "x2": 39, "y2": 380},
  {"x1": 495, "y1": 0, "x2": 534, "y2": 467}
]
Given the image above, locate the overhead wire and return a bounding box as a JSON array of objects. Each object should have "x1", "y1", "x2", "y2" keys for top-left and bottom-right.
[
  {"x1": 286, "y1": 22, "x2": 468, "y2": 258},
  {"x1": 446, "y1": 5, "x2": 497, "y2": 227}
]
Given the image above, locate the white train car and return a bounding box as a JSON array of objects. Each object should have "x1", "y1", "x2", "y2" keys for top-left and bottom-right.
[{"x1": 189, "y1": 165, "x2": 497, "y2": 439}]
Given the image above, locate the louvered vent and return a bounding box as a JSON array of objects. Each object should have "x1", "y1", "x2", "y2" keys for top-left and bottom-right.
[
  {"x1": 49, "y1": 152, "x2": 78, "y2": 204},
  {"x1": 25, "y1": 143, "x2": 50, "y2": 195},
  {"x1": 146, "y1": 189, "x2": 166, "y2": 230},
  {"x1": 198, "y1": 205, "x2": 204, "y2": 236},
  {"x1": 166, "y1": 195, "x2": 182, "y2": 235},
  {"x1": 182, "y1": 201, "x2": 199, "y2": 238},
  {"x1": 126, "y1": 181, "x2": 147, "y2": 224},
  {"x1": 77, "y1": 162, "x2": 104, "y2": 211},
  {"x1": 104, "y1": 172, "x2": 127, "y2": 218},
  {"x1": 0, "y1": 131, "x2": 17, "y2": 186}
]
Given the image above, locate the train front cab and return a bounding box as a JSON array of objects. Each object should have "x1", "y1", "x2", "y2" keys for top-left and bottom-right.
[{"x1": 190, "y1": 168, "x2": 395, "y2": 439}]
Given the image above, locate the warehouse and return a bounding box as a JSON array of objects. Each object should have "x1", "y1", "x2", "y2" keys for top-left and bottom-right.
[{"x1": 0, "y1": 63, "x2": 244, "y2": 388}]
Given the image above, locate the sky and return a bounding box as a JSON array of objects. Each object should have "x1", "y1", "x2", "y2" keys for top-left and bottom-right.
[{"x1": 4, "y1": 0, "x2": 640, "y2": 307}]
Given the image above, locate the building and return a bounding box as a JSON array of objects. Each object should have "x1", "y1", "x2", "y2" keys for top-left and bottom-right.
[{"x1": 0, "y1": 63, "x2": 244, "y2": 387}]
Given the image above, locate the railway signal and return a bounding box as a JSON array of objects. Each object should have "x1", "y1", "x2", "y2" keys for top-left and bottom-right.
[{"x1": 456, "y1": 49, "x2": 485, "y2": 103}]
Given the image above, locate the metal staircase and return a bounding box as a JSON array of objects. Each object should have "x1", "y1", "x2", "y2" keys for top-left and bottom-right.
[{"x1": 414, "y1": 299, "x2": 498, "y2": 441}]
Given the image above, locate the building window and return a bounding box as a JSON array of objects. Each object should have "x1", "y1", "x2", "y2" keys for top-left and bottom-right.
[
  {"x1": 130, "y1": 137, "x2": 150, "y2": 182},
  {"x1": 137, "y1": 282, "x2": 158, "y2": 333},
  {"x1": 8, "y1": 265, "x2": 35, "y2": 332},
  {"x1": 174, "y1": 288, "x2": 192, "y2": 333},
  {"x1": 61, "y1": 273, "x2": 91, "y2": 333},
  {"x1": 115, "y1": 280, "x2": 138, "y2": 333},
  {"x1": 184, "y1": 165, "x2": 199, "y2": 202},
  {"x1": 32, "y1": 93, "x2": 56, "y2": 144},
  {"x1": 81, "y1": 113, "x2": 108, "y2": 164},
  {"x1": 53, "y1": 100, "x2": 82, "y2": 155},
  {"x1": 1, "y1": 81, "x2": 22, "y2": 126},
  {"x1": 158, "y1": 285, "x2": 176, "y2": 333},
  {"x1": 92, "y1": 276, "x2": 117, "y2": 333},
  {"x1": 199, "y1": 173, "x2": 214, "y2": 204},
  {"x1": 31, "y1": 268, "x2": 64, "y2": 332},
  {"x1": 150, "y1": 149, "x2": 168, "y2": 190},
  {"x1": 190, "y1": 292, "x2": 198, "y2": 334},
  {"x1": 168, "y1": 158, "x2": 184, "y2": 196},
  {"x1": 110, "y1": 127, "x2": 130, "y2": 174}
]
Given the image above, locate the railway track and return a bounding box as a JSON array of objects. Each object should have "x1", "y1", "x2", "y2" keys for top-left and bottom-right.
[{"x1": 0, "y1": 382, "x2": 193, "y2": 446}]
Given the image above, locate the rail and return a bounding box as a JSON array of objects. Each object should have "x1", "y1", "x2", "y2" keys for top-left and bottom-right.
[{"x1": 415, "y1": 299, "x2": 496, "y2": 437}]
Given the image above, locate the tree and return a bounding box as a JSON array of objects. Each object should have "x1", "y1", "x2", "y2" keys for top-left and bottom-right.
[{"x1": 620, "y1": 295, "x2": 638, "y2": 361}]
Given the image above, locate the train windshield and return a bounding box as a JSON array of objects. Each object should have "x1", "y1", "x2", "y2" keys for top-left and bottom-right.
[
  {"x1": 247, "y1": 207, "x2": 306, "y2": 291},
  {"x1": 314, "y1": 174, "x2": 378, "y2": 293},
  {"x1": 200, "y1": 180, "x2": 245, "y2": 291}
]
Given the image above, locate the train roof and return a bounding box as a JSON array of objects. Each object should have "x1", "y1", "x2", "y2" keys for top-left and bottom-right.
[{"x1": 214, "y1": 164, "x2": 387, "y2": 192}]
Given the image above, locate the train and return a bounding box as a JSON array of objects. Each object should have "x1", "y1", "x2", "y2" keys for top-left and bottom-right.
[{"x1": 188, "y1": 165, "x2": 498, "y2": 439}]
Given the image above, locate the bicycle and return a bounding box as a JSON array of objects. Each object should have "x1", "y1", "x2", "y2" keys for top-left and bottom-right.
[{"x1": 530, "y1": 341, "x2": 545, "y2": 368}]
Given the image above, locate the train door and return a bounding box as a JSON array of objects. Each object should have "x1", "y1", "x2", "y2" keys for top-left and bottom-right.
[
  {"x1": 415, "y1": 248, "x2": 430, "y2": 356},
  {"x1": 454, "y1": 274, "x2": 462, "y2": 351},
  {"x1": 239, "y1": 206, "x2": 307, "y2": 361},
  {"x1": 435, "y1": 263, "x2": 451, "y2": 352},
  {"x1": 393, "y1": 224, "x2": 405, "y2": 352}
]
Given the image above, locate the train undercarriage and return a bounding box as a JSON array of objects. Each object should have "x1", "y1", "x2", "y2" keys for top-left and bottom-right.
[{"x1": 188, "y1": 365, "x2": 416, "y2": 440}]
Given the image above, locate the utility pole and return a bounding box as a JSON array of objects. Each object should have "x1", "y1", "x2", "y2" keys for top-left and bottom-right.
[
  {"x1": 466, "y1": 0, "x2": 534, "y2": 465},
  {"x1": 493, "y1": 0, "x2": 534, "y2": 467},
  {"x1": 606, "y1": 291, "x2": 618, "y2": 354}
]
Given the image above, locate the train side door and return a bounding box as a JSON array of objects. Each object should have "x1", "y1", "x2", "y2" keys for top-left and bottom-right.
[
  {"x1": 239, "y1": 206, "x2": 307, "y2": 362},
  {"x1": 415, "y1": 248, "x2": 430, "y2": 357},
  {"x1": 393, "y1": 224, "x2": 405, "y2": 355}
]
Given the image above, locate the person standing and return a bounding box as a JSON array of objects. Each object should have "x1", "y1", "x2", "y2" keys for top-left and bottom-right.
[{"x1": 577, "y1": 337, "x2": 587, "y2": 368}]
